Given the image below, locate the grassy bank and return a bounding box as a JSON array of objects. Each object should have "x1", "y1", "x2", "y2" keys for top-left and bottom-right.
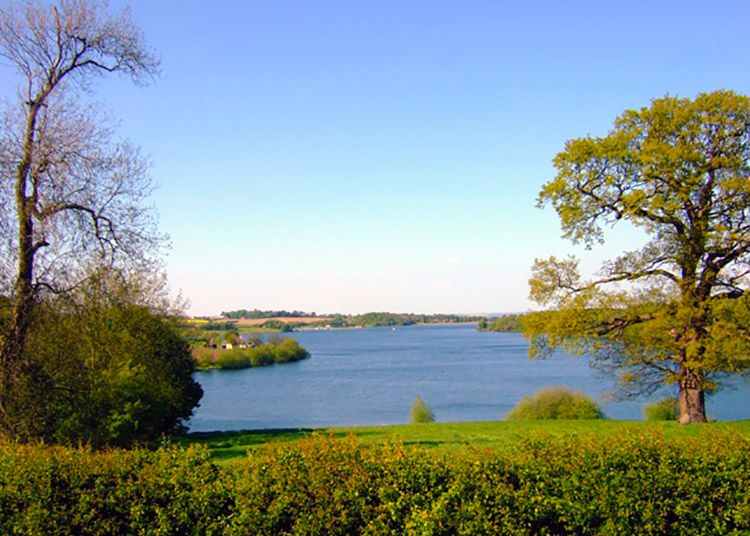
[{"x1": 182, "y1": 419, "x2": 750, "y2": 463}]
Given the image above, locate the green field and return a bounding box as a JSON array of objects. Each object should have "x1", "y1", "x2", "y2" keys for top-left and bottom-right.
[{"x1": 182, "y1": 419, "x2": 750, "y2": 463}]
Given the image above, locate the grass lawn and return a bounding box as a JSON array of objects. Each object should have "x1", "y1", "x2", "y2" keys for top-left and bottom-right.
[{"x1": 180, "y1": 419, "x2": 750, "y2": 463}]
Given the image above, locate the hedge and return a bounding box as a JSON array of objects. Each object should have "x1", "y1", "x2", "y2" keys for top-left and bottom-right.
[{"x1": 1, "y1": 430, "x2": 749, "y2": 535}]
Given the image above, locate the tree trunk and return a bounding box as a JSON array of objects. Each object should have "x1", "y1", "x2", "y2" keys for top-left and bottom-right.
[
  {"x1": 678, "y1": 368, "x2": 708, "y2": 424},
  {"x1": 0, "y1": 98, "x2": 41, "y2": 437}
]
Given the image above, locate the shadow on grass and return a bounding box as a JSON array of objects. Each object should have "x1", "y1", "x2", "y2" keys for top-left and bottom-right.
[{"x1": 188, "y1": 428, "x2": 317, "y2": 448}]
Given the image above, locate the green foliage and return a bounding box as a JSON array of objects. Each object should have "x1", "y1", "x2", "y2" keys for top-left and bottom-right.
[
  {"x1": 643, "y1": 397, "x2": 680, "y2": 421},
  {"x1": 409, "y1": 395, "x2": 436, "y2": 424},
  {"x1": 250, "y1": 345, "x2": 277, "y2": 367},
  {"x1": 223, "y1": 329, "x2": 240, "y2": 345},
  {"x1": 2, "y1": 431, "x2": 750, "y2": 534},
  {"x1": 0, "y1": 444, "x2": 232, "y2": 535},
  {"x1": 528, "y1": 90, "x2": 750, "y2": 423},
  {"x1": 505, "y1": 386, "x2": 606, "y2": 420},
  {"x1": 274, "y1": 338, "x2": 310, "y2": 363},
  {"x1": 260, "y1": 319, "x2": 294, "y2": 332},
  {"x1": 26, "y1": 302, "x2": 203, "y2": 447},
  {"x1": 480, "y1": 314, "x2": 524, "y2": 332}
]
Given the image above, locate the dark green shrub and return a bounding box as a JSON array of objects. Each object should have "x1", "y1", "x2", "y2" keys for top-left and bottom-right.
[
  {"x1": 216, "y1": 349, "x2": 251, "y2": 370},
  {"x1": 0, "y1": 444, "x2": 232, "y2": 535},
  {"x1": 25, "y1": 303, "x2": 203, "y2": 447},
  {"x1": 643, "y1": 397, "x2": 679, "y2": 421},
  {"x1": 260, "y1": 320, "x2": 293, "y2": 331},
  {"x1": 505, "y1": 385, "x2": 605, "y2": 420},
  {"x1": 409, "y1": 395, "x2": 435, "y2": 423},
  {"x1": 249, "y1": 345, "x2": 276, "y2": 366}
]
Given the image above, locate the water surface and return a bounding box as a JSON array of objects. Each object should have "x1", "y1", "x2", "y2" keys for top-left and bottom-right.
[{"x1": 189, "y1": 324, "x2": 749, "y2": 431}]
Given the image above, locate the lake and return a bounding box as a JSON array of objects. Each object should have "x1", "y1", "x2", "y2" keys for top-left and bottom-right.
[{"x1": 188, "y1": 323, "x2": 750, "y2": 431}]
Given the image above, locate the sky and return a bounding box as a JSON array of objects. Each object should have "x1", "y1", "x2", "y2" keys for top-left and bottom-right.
[{"x1": 4, "y1": 1, "x2": 750, "y2": 316}]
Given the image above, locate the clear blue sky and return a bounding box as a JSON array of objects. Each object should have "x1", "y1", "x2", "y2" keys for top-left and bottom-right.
[{"x1": 22, "y1": 1, "x2": 750, "y2": 315}]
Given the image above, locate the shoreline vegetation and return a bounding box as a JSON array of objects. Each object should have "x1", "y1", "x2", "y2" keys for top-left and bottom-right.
[
  {"x1": 192, "y1": 337, "x2": 310, "y2": 371},
  {"x1": 477, "y1": 313, "x2": 524, "y2": 332}
]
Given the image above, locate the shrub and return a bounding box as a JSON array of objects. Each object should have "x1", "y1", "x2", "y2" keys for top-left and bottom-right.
[
  {"x1": 249, "y1": 345, "x2": 276, "y2": 367},
  {"x1": 274, "y1": 338, "x2": 310, "y2": 363},
  {"x1": 216, "y1": 349, "x2": 251, "y2": 370},
  {"x1": 193, "y1": 339, "x2": 310, "y2": 370},
  {"x1": 192, "y1": 348, "x2": 218, "y2": 369},
  {"x1": 643, "y1": 397, "x2": 679, "y2": 421},
  {"x1": 505, "y1": 385, "x2": 605, "y2": 420},
  {"x1": 409, "y1": 395, "x2": 435, "y2": 423},
  {"x1": 3, "y1": 432, "x2": 750, "y2": 534},
  {"x1": 26, "y1": 303, "x2": 203, "y2": 447}
]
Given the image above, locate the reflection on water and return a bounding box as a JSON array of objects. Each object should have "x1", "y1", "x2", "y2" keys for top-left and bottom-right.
[{"x1": 189, "y1": 324, "x2": 749, "y2": 431}]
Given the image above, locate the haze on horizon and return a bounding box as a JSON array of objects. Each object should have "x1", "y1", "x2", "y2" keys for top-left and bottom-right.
[{"x1": 19, "y1": 0, "x2": 744, "y2": 317}]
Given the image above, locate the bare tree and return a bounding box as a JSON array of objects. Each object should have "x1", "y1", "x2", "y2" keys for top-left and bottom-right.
[{"x1": 0, "y1": 0, "x2": 161, "y2": 438}]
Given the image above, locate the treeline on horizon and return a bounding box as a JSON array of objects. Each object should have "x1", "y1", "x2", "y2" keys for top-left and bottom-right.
[
  {"x1": 216, "y1": 309, "x2": 486, "y2": 328},
  {"x1": 221, "y1": 309, "x2": 317, "y2": 319}
]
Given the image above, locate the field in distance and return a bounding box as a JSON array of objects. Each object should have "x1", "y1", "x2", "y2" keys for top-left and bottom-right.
[{"x1": 231, "y1": 317, "x2": 332, "y2": 326}]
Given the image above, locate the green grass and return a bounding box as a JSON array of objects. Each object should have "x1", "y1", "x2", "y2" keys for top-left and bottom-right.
[{"x1": 180, "y1": 419, "x2": 750, "y2": 463}]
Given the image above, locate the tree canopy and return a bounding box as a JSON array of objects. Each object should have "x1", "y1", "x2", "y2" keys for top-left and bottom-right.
[{"x1": 524, "y1": 90, "x2": 750, "y2": 423}]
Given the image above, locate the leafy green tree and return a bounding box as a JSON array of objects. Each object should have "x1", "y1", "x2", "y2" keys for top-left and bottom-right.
[
  {"x1": 524, "y1": 90, "x2": 750, "y2": 423},
  {"x1": 223, "y1": 330, "x2": 240, "y2": 346},
  {"x1": 24, "y1": 280, "x2": 202, "y2": 447},
  {"x1": 409, "y1": 395, "x2": 435, "y2": 424}
]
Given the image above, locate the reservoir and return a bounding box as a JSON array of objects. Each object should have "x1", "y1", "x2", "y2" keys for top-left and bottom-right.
[{"x1": 189, "y1": 324, "x2": 750, "y2": 431}]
